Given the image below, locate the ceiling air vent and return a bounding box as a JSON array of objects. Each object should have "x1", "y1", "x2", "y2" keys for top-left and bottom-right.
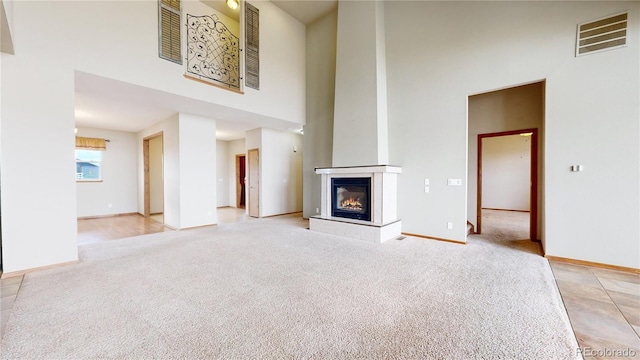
[{"x1": 576, "y1": 12, "x2": 628, "y2": 56}]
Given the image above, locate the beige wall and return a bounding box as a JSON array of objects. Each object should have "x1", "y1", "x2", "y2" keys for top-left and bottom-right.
[
  {"x1": 303, "y1": 10, "x2": 337, "y2": 218},
  {"x1": 482, "y1": 134, "x2": 531, "y2": 212}
]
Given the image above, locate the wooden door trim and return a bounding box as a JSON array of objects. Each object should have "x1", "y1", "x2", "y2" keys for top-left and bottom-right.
[
  {"x1": 477, "y1": 128, "x2": 538, "y2": 240},
  {"x1": 235, "y1": 154, "x2": 246, "y2": 209},
  {"x1": 248, "y1": 148, "x2": 259, "y2": 218},
  {"x1": 143, "y1": 132, "x2": 163, "y2": 218}
]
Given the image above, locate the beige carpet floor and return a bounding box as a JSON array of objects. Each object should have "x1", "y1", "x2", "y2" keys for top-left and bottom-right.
[{"x1": 1, "y1": 214, "x2": 579, "y2": 359}]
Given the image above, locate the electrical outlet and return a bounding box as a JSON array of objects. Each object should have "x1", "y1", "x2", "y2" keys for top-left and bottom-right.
[
  {"x1": 447, "y1": 222, "x2": 453, "y2": 230},
  {"x1": 316, "y1": 208, "x2": 319, "y2": 213}
]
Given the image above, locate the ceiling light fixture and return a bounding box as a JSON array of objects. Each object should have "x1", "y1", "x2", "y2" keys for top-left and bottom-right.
[{"x1": 226, "y1": 0, "x2": 239, "y2": 10}]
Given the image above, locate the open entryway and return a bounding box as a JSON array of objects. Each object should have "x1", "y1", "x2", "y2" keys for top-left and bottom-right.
[
  {"x1": 235, "y1": 154, "x2": 246, "y2": 209},
  {"x1": 477, "y1": 129, "x2": 538, "y2": 240},
  {"x1": 467, "y1": 81, "x2": 544, "y2": 244}
]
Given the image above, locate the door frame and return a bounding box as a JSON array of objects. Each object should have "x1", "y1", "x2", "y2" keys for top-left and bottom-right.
[
  {"x1": 247, "y1": 148, "x2": 259, "y2": 217},
  {"x1": 235, "y1": 154, "x2": 246, "y2": 209},
  {"x1": 477, "y1": 128, "x2": 538, "y2": 240},
  {"x1": 143, "y1": 131, "x2": 163, "y2": 218}
]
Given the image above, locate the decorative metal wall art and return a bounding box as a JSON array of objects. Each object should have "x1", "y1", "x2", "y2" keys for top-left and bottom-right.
[{"x1": 186, "y1": 14, "x2": 240, "y2": 90}]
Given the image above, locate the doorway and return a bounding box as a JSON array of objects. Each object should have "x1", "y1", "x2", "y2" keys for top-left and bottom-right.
[
  {"x1": 248, "y1": 148, "x2": 259, "y2": 217},
  {"x1": 477, "y1": 129, "x2": 538, "y2": 240},
  {"x1": 143, "y1": 132, "x2": 164, "y2": 222},
  {"x1": 235, "y1": 154, "x2": 246, "y2": 209}
]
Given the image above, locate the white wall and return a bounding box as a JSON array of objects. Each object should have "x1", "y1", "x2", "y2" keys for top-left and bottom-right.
[
  {"x1": 137, "y1": 113, "x2": 217, "y2": 229},
  {"x1": 332, "y1": 1, "x2": 388, "y2": 167},
  {"x1": 482, "y1": 135, "x2": 531, "y2": 211},
  {"x1": 76, "y1": 127, "x2": 138, "y2": 218},
  {"x1": 227, "y1": 138, "x2": 246, "y2": 208},
  {"x1": 303, "y1": 10, "x2": 336, "y2": 218},
  {"x1": 0, "y1": 0, "x2": 305, "y2": 272},
  {"x1": 381, "y1": 1, "x2": 639, "y2": 268},
  {"x1": 0, "y1": 59, "x2": 78, "y2": 273},
  {"x1": 261, "y1": 128, "x2": 303, "y2": 217},
  {"x1": 245, "y1": 128, "x2": 302, "y2": 217},
  {"x1": 216, "y1": 140, "x2": 229, "y2": 207},
  {"x1": 178, "y1": 113, "x2": 217, "y2": 228},
  {"x1": 149, "y1": 136, "x2": 164, "y2": 214}
]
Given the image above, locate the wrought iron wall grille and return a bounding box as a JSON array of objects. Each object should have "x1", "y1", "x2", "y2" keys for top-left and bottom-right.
[
  {"x1": 158, "y1": 0, "x2": 182, "y2": 64},
  {"x1": 186, "y1": 14, "x2": 240, "y2": 90},
  {"x1": 576, "y1": 12, "x2": 627, "y2": 56},
  {"x1": 245, "y1": 2, "x2": 259, "y2": 90}
]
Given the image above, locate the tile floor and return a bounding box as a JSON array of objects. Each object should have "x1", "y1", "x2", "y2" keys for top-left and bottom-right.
[
  {"x1": 1, "y1": 209, "x2": 639, "y2": 359},
  {"x1": 550, "y1": 261, "x2": 640, "y2": 358}
]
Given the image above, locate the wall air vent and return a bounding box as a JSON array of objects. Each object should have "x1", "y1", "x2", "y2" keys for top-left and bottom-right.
[{"x1": 576, "y1": 12, "x2": 627, "y2": 56}]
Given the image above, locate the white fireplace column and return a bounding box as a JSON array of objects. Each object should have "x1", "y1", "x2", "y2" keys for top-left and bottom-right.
[{"x1": 310, "y1": 165, "x2": 401, "y2": 243}]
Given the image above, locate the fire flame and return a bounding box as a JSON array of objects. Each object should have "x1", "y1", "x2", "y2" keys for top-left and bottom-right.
[{"x1": 340, "y1": 197, "x2": 362, "y2": 210}]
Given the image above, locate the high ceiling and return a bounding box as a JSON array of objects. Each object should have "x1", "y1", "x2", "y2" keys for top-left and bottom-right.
[
  {"x1": 74, "y1": 0, "x2": 334, "y2": 140},
  {"x1": 271, "y1": 0, "x2": 337, "y2": 25}
]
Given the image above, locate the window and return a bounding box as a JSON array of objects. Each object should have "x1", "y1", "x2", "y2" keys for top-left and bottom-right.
[
  {"x1": 75, "y1": 136, "x2": 106, "y2": 182},
  {"x1": 76, "y1": 149, "x2": 102, "y2": 181},
  {"x1": 159, "y1": 0, "x2": 182, "y2": 64}
]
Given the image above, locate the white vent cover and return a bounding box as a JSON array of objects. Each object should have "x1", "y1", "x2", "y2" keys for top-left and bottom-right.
[{"x1": 576, "y1": 12, "x2": 628, "y2": 56}]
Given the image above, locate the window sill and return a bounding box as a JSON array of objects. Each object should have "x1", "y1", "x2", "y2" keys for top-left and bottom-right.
[{"x1": 77, "y1": 180, "x2": 103, "y2": 183}]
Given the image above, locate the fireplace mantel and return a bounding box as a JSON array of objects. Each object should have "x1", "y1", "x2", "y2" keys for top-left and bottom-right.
[{"x1": 310, "y1": 165, "x2": 402, "y2": 243}]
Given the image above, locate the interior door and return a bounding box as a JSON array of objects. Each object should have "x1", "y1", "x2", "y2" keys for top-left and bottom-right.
[{"x1": 248, "y1": 149, "x2": 259, "y2": 217}]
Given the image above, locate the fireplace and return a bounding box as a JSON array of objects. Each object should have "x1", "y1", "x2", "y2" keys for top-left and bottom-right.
[
  {"x1": 310, "y1": 165, "x2": 401, "y2": 243},
  {"x1": 331, "y1": 177, "x2": 371, "y2": 221}
]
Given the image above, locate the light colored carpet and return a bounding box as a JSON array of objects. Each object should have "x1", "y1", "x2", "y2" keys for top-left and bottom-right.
[{"x1": 1, "y1": 214, "x2": 579, "y2": 359}]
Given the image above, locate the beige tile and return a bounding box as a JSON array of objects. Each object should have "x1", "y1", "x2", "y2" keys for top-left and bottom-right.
[
  {"x1": 598, "y1": 277, "x2": 640, "y2": 297},
  {"x1": 564, "y1": 297, "x2": 639, "y2": 347},
  {"x1": 555, "y1": 279, "x2": 611, "y2": 303},
  {"x1": 574, "y1": 331, "x2": 640, "y2": 360},
  {"x1": 618, "y1": 304, "x2": 640, "y2": 328},
  {"x1": 0, "y1": 283, "x2": 21, "y2": 298},
  {"x1": 608, "y1": 289, "x2": 640, "y2": 308},
  {"x1": 550, "y1": 261, "x2": 592, "y2": 274},
  {"x1": 0, "y1": 276, "x2": 23, "y2": 287},
  {"x1": 591, "y1": 267, "x2": 640, "y2": 285},
  {"x1": 551, "y1": 264, "x2": 602, "y2": 287}
]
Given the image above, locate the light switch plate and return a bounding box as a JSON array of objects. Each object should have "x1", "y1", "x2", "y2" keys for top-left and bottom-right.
[{"x1": 447, "y1": 178, "x2": 462, "y2": 186}]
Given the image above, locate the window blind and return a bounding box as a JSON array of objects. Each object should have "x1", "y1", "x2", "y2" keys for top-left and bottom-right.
[
  {"x1": 76, "y1": 136, "x2": 106, "y2": 150},
  {"x1": 245, "y1": 2, "x2": 259, "y2": 90}
]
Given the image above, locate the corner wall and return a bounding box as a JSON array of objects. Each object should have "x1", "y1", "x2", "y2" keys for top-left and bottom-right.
[{"x1": 303, "y1": 10, "x2": 337, "y2": 218}]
